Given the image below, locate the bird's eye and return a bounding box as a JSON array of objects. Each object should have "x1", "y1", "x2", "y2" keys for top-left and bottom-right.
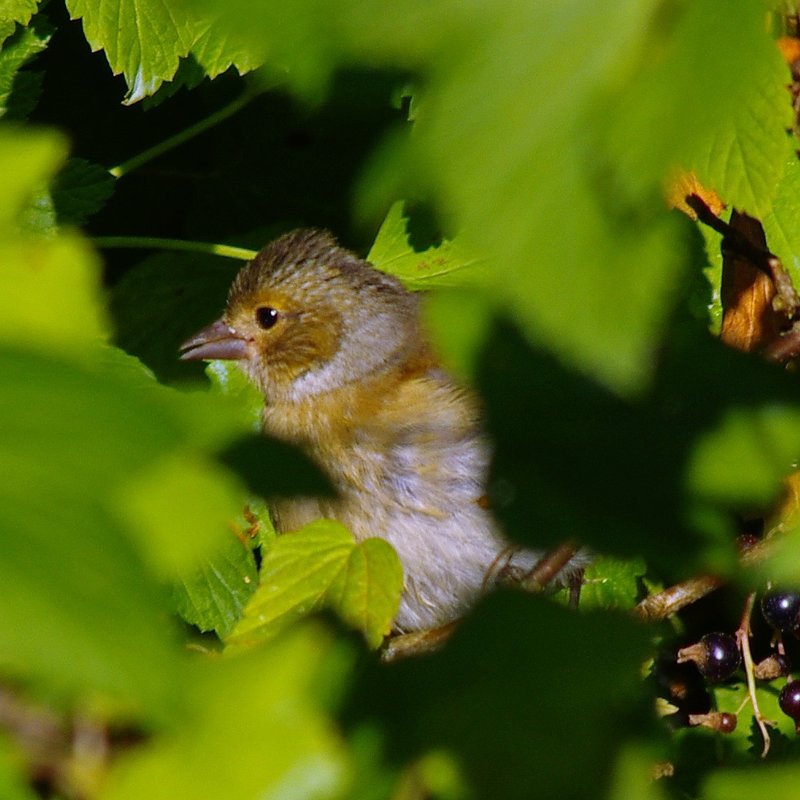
[{"x1": 256, "y1": 306, "x2": 279, "y2": 329}]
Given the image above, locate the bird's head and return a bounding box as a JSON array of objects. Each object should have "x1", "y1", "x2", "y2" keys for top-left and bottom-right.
[{"x1": 180, "y1": 229, "x2": 420, "y2": 403}]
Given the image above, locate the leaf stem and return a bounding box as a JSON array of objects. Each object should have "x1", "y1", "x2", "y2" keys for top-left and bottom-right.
[
  {"x1": 108, "y1": 85, "x2": 262, "y2": 178},
  {"x1": 91, "y1": 236, "x2": 257, "y2": 261}
]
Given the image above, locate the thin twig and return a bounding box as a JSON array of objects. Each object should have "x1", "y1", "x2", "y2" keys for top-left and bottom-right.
[
  {"x1": 91, "y1": 236, "x2": 257, "y2": 261},
  {"x1": 736, "y1": 591, "x2": 772, "y2": 757},
  {"x1": 519, "y1": 542, "x2": 581, "y2": 592},
  {"x1": 635, "y1": 575, "x2": 723, "y2": 621},
  {"x1": 109, "y1": 84, "x2": 264, "y2": 178}
]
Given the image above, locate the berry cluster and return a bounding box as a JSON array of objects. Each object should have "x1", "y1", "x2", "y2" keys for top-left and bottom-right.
[{"x1": 672, "y1": 587, "x2": 800, "y2": 736}]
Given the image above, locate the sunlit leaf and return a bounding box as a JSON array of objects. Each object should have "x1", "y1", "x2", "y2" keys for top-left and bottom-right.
[
  {"x1": 65, "y1": 0, "x2": 201, "y2": 103},
  {"x1": 367, "y1": 201, "x2": 487, "y2": 289},
  {"x1": 172, "y1": 522, "x2": 258, "y2": 637},
  {"x1": 0, "y1": 0, "x2": 39, "y2": 43},
  {"x1": 228, "y1": 520, "x2": 402, "y2": 648}
]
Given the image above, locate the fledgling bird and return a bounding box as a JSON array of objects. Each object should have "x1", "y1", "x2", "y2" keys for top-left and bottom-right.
[{"x1": 180, "y1": 230, "x2": 580, "y2": 632}]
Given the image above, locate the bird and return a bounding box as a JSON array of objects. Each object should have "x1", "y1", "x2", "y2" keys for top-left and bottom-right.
[{"x1": 180, "y1": 229, "x2": 584, "y2": 633}]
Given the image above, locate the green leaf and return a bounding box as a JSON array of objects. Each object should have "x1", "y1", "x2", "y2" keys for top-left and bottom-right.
[
  {"x1": 172, "y1": 516, "x2": 258, "y2": 637},
  {"x1": 0, "y1": 346, "x2": 189, "y2": 708},
  {"x1": 607, "y1": 745, "x2": 668, "y2": 800},
  {"x1": 65, "y1": 0, "x2": 201, "y2": 103},
  {"x1": 227, "y1": 520, "x2": 403, "y2": 649},
  {"x1": 205, "y1": 358, "x2": 263, "y2": 430},
  {"x1": 347, "y1": 593, "x2": 650, "y2": 800},
  {"x1": 690, "y1": 45, "x2": 793, "y2": 218},
  {"x1": 686, "y1": 405, "x2": 800, "y2": 506},
  {"x1": 0, "y1": 127, "x2": 66, "y2": 231},
  {"x1": 328, "y1": 538, "x2": 404, "y2": 648},
  {"x1": 50, "y1": 158, "x2": 115, "y2": 225},
  {"x1": 704, "y1": 764, "x2": 800, "y2": 800},
  {"x1": 0, "y1": 737, "x2": 37, "y2": 800},
  {"x1": 367, "y1": 201, "x2": 487, "y2": 289},
  {"x1": 112, "y1": 450, "x2": 248, "y2": 577},
  {"x1": 0, "y1": 0, "x2": 39, "y2": 43},
  {"x1": 190, "y1": 18, "x2": 264, "y2": 79},
  {"x1": 0, "y1": 236, "x2": 109, "y2": 356},
  {"x1": 0, "y1": 11, "x2": 50, "y2": 118},
  {"x1": 102, "y1": 625, "x2": 349, "y2": 800},
  {"x1": 763, "y1": 154, "x2": 800, "y2": 289},
  {"x1": 109, "y1": 252, "x2": 239, "y2": 383},
  {"x1": 579, "y1": 556, "x2": 647, "y2": 611}
]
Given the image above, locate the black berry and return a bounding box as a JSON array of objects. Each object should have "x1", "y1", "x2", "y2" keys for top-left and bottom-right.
[
  {"x1": 780, "y1": 680, "x2": 800, "y2": 718},
  {"x1": 677, "y1": 633, "x2": 741, "y2": 681},
  {"x1": 762, "y1": 590, "x2": 800, "y2": 633}
]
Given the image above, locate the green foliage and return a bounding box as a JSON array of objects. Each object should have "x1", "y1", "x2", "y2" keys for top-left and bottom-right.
[
  {"x1": 228, "y1": 520, "x2": 403, "y2": 649},
  {"x1": 5, "y1": 1, "x2": 800, "y2": 799}
]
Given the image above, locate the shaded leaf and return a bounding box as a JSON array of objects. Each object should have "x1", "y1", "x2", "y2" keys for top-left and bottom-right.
[
  {"x1": 109, "y1": 252, "x2": 239, "y2": 383},
  {"x1": 217, "y1": 434, "x2": 333, "y2": 500},
  {"x1": 50, "y1": 158, "x2": 115, "y2": 225},
  {"x1": 580, "y1": 557, "x2": 647, "y2": 611},
  {"x1": 0, "y1": 11, "x2": 50, "y2": 117},
  {"x1": 346, "y1": 593, "x2": 650, "y2": 800}
]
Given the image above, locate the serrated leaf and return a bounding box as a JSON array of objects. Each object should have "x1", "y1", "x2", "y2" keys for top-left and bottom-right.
[
  {"x1": 0, "y1": 0, "x2": 39, "y2": 43},
  {"x1": 367, "y1": 201, "x2": 487, "y2": 289},
  {"x1": 763, "y1": 155, "x2": 800, "y2": 288},
  {"x1": 580, "y1": 556, "x2": 647, "y2": 611},
  {"x1": 109, "y1": 252, "x2": 239, "y2": 383},
  {"x1": 0, "y1": 11, "x2": 50, "y2": 117},
  {"x1": 690, "y1": 45, "x2": 793, "y2": 218},
  {"x1": 65, "y1": 0, "x2": 202, "y2": 103},
  {"x1": 172, "y1": 522, "x2": 258, "y2": 637},
  {"x1": 50, "y1": 157, "x2": 115, "y2": 225},
  {"x1": 190, "y1": 18, "x2": 263, "y2": 79},
  {"x1": 712, "y1": 683, "x2": 796, "y2": 751},
  {"x1": 102, "y1": 625, "x2": 349, "y2": 800},
  {"x1": 227, "y1": 520, "x2": 403, "y2": 648},
  {"x1": 328, "y1": 538, "x2": 403, "y2": 648}
]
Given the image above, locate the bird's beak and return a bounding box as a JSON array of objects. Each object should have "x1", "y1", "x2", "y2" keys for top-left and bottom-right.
[{"x1": 179, "y1": 319, "x2": 249, "y2": 361}]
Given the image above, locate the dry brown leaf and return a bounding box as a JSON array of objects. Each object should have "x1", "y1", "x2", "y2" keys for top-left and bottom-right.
[
  {"x1": 720, "y1": 212, "x2": 785, "y2": 352},
  {"x1": 666, "y1": 171, "x2": 725, "y2": 219},
  {"x1": 778, "y1": 36, "x2": 800, "y2": 67}
]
